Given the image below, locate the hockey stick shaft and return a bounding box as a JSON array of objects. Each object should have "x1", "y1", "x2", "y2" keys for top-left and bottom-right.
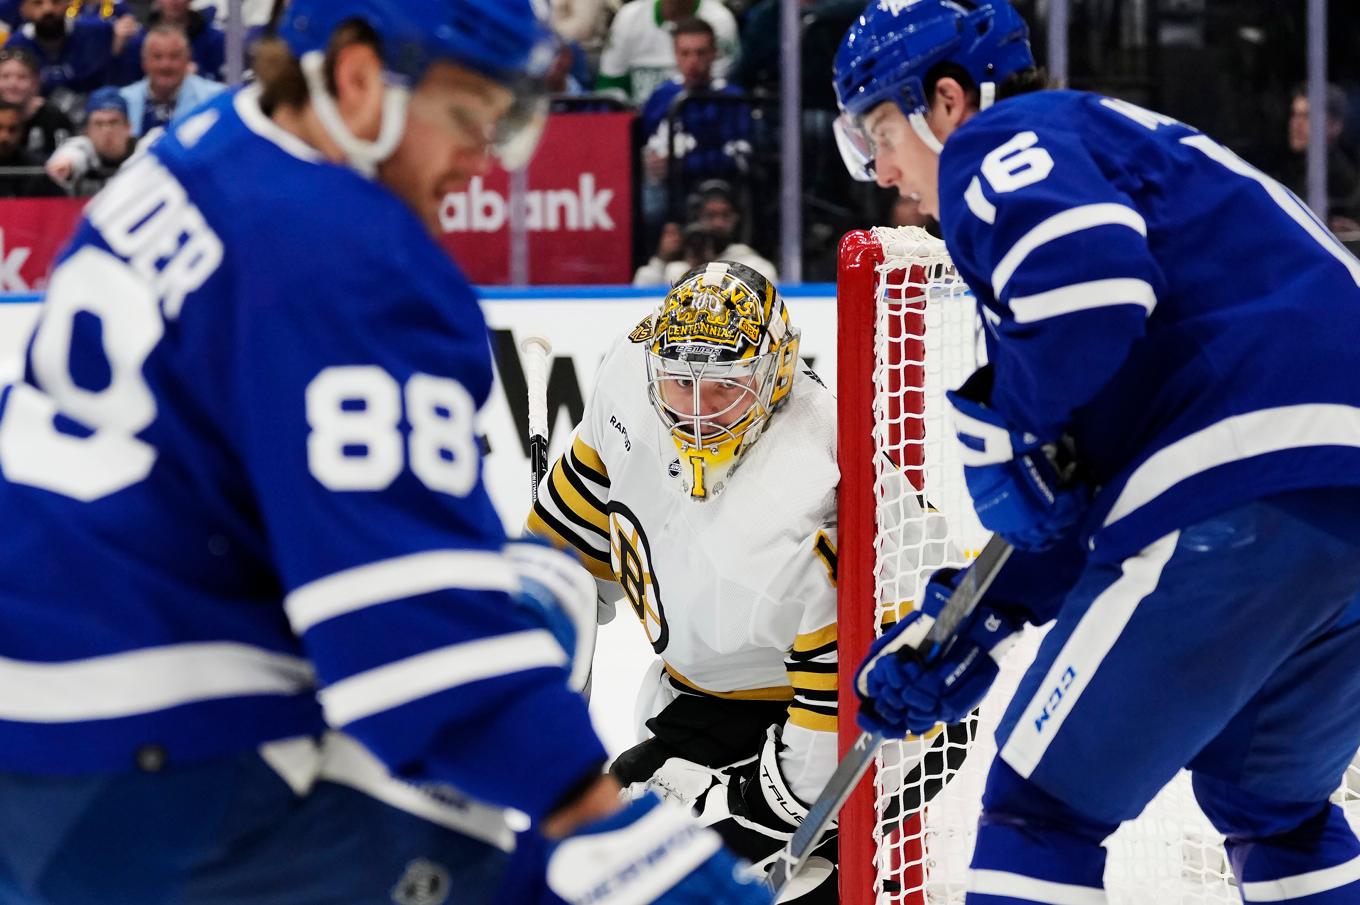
[
  {"x1": 520, "y1": 335, "x2": 598, "y2": 698},
  {"x1": 766, "y1": 534, "x2": 1015, "y2": 896},
  {"x1": 521, "y1": 336, "x2": 553, "y2": 505}
]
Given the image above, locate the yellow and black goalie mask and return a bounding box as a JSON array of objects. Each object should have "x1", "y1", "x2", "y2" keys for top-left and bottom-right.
[{"x1": 632, "y1": 261, "x2": 801, "y2": 501}]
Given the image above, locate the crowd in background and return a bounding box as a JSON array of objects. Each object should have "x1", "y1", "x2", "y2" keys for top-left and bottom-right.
[
  {"x1": 0, "y1": 0, "x2": 234, "y2": 197},
  {"x1": 0, "y1": 0, "x2": 1357, "y2": 282}
]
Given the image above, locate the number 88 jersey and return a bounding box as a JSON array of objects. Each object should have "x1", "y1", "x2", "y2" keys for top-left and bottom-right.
[{"x1": 0, "y1": 90, "x2": 605, "y2": 824}]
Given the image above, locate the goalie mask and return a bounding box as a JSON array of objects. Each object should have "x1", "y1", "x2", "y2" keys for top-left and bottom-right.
[{"x1": 631, "y1": 262, "x2": 800, "y2": 501}]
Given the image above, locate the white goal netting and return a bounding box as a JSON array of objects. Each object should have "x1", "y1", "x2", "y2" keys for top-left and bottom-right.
[{"x1": 857, "y1": 225, "x2": 1360, "y2": 905}]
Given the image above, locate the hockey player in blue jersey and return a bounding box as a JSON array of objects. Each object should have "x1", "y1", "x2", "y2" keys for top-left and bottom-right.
[
  {"x1": 834, "y1": 1, "x2": 1360, "y2": 902},
  {"x1": 0, "y1": 2, "x2": 774, "y2": 904}
]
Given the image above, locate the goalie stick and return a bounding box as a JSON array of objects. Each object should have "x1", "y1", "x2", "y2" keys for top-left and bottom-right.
[
  {"x1": 520, "y1": 334, "x2": 598, "y2": 700},
  {"x1": 520, "y1": 335, "x2": 553, "y2": 503},
  {"x1": 766, "y1": 534, "x2": 1015, "y2": 896}
]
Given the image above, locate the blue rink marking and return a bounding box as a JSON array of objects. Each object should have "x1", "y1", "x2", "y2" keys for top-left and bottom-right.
[{"x1": 0, "y1": 284, "x2": 840, "y2": 306}]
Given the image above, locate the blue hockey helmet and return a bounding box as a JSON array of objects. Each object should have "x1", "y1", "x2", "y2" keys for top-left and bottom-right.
[
  {"x1": 832, "y1": 0, "x2": 1034, "y2": 178},
  {"x1": 279, "y1": 0, "x2": 556, "y2": 89},
  {"x1": 276, "y1": 0, "x2": 557, "y2": 174}
]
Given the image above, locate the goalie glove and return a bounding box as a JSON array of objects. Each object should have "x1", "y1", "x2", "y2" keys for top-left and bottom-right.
[
  {"x1": 947, "y1": 365, "x2": 1086, "y2": 552},
  {"x1": 505, "y1": 540, "x2": 597, "y2": 692},
  {"x1": 547, "y1": 792, "x2": 772, "y2": 905}
]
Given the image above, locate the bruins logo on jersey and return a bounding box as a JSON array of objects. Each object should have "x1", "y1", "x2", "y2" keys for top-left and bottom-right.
[{"x1": 608, "y1": 502, "x2": 669, "y2": 654}]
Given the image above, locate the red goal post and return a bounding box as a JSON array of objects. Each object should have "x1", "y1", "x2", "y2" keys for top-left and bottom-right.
[{"x1": 836, "y1": 226, "x2": 981, "y2": 904}]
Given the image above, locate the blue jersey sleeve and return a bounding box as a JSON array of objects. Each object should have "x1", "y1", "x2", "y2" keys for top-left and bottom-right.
[
  {"x1": 231, "y1": 193, "x2": 605, "y2": 820},
  {"x1": 941, "y1": 114, "x2": 1167, "y2": 440}
]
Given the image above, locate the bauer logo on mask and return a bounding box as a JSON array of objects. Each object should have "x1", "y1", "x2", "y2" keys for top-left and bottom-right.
[{"x1": 634, "y1": 261, "x2": 801, "y2": 501}]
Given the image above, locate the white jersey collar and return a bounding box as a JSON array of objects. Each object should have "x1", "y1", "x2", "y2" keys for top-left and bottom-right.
[{"x1": 233, "y1": 85, "x2": 325, "y2": 164}]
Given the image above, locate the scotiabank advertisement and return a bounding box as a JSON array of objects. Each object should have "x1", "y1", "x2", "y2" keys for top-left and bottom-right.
[{"x1": 438, "y1": 112, "x2": 635, "y2": 285}]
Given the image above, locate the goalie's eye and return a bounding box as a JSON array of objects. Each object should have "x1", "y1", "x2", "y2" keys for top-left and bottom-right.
[{"x1": 676, "y1": 379, "x2": 695, "y2": 390}]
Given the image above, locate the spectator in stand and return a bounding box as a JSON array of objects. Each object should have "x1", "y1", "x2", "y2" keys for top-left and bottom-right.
[
  {"x1": 632, "y1": 221, "x2": 722, "y2": 286},
  {"x1": 45, "y1": 85, "x2": 133, "y2": 194},
  {"x1": 640, "y1": 179, "x2": 778, "y2": 285},
  {"x1": 688, "y1": 180, "x2": 776, "y2": 280},
  {"x1": 0, "y1": 99, "x2": 61, "y2": 195},
  {"x1": 551, "y1": 0, "x2": 610, "y2": 57},
  {"x1": 118, "y1": 24, "x2": 223, "y2": 136},
  {"x1": 67, "y1": 0, "x2": 132, "y2": 19},
  {"x1": 5, "y1": 0, "x2": 141, "y2": 99},
  {"x1": 639, "y1": 17, "x2": 751, "y2": 239},
  {"x1": 597, "y1": 0, "x2": 738, "y2": 107},
  {"x1": 1269, "y1": 82, "x2": 1360, "y2": 235},
  {"x1": 119, "y1": 0, "x2": 226, "y2": 82},
  {"x1": 543, "y1": 42, "x2": 585, "y2": 97},
  {"x1": 0, "y1": 47, "x2": 72, "y2": 156}
]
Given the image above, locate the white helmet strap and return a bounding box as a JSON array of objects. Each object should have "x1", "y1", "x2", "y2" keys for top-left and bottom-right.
[
  {"x1": 300, "y1": 50, "x2": 410, "y2": 178},
  {"x1": 980, "y1": 81, "x2": 997, "y2": 110},
  {"x1": 908, "y1": 111, "x2": 944, "y2": 155},
  {"x1": 908, "y1": 78, "x2": 998, "y2": 158}
]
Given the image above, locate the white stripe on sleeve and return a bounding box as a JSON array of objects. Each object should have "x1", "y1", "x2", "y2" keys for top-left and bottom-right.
[
  {"x1": 286, "y1": 550, "x2": 519, "y2": 634},
  {"x1": 0, "y1": 643, "x2": 315, "y2": 722},
  {"x1": 1104, "y1": 404, "x2": 1360, "y2": 529},
  {"x1": 991, "y1": 203, "x2": 1148, "y2": 297},
  {"x1": 1181, "y1": 134, "x2": 1360, "y2": 288},
  {"x1": 1240, "y1": 851, "x2": 1360, "y2": 902},
  {"x1": 318, "y1": 630, "x2": 566, "y2": 727},
  {"x1": 999, "y1": 531, "x2": 1178, "y2": 780},
  {"x1": 1008, "y1": 278, "x2": 1156, "y2": 324},
  {"x1": 967, "y1": 869, "x2": 1109, "y2": 904}
]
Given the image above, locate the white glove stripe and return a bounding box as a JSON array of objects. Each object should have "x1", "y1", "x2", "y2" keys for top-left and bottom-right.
[{"x1": 548, "y1": 802, "x2": 724, "y2": 905}]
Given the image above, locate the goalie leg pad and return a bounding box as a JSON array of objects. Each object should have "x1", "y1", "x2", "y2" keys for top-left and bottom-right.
[
  {"x1": 701, "y1": 727, "x2": 838, "y2": 904},
  {"x1": 966, "y1": 760, "x2": 1116, "y2": 903},
  {"x1": 1192, "y1": 773, "x2": 1360, "y2": 903}
]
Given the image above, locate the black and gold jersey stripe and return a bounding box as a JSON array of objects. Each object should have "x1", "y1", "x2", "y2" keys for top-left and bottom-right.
[
  {"x1": 785, "y1": 623, "x2": 837, "y2": 733},
  {"x1": 813, "y1": 530, "x2": 837, "y2": 586},
  {"x1": 525, "y1": 436, "x2": 614, "y2": 581},
  {"x1": 663, "y1": 663, "x2": 795, "y2": 702},
  {"x1": 568, "y1": 436, "x2": 609, "y2": 488}
]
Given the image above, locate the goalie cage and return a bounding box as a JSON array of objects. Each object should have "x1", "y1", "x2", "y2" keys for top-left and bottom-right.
[{"x1": 833, "y1": 226, "x2": 1360, "y2": 905}]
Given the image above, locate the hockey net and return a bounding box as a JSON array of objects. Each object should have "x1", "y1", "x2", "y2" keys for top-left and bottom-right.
[{"x1": 833, "y1": 226, "x2": 1360, "y2": 905}]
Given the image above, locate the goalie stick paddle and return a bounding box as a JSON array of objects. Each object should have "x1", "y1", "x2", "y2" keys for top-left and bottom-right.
[
  {"x1": 766, "y1": 534, "x2": 1015, "y2": 897},
  {"x1": 520, "y1": 335, "x2": 553, "y2": 504}
]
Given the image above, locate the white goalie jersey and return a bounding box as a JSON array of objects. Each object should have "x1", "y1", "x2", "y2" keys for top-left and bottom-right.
[
  {"x1": 530, "y1": 336, "x2": 839, "y2": 798},
  {"x1": 529, "y1": 335, "x2": 943, "y2": 800}
]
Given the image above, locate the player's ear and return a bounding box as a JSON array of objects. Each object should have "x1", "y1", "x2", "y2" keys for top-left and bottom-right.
[
  {"x1": 931, "y1": 76, "x2": 975, "y2": 132},
  {"x1": 329, "y1": 40, "x2": 386, "y2": 142}
]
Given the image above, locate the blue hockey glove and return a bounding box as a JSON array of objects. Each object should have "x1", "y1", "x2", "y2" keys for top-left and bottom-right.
[
  {"x1": 504, "y1": 540, "x2": 597, "y2": 692},
  {"x1": 854, "y1": 568, "x2": 1024, "y2": 738},
  {"x1": 547, "y1": 792, "x2": 773, "y2": 905},
  {"x1": 947, "y1": 372, "x2": 1085, "y2": 552}
]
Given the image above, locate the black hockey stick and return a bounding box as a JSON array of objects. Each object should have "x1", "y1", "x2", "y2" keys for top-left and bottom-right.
[{"x1": 766, "y1": 534, "x2": 1015, "y2": 896}]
